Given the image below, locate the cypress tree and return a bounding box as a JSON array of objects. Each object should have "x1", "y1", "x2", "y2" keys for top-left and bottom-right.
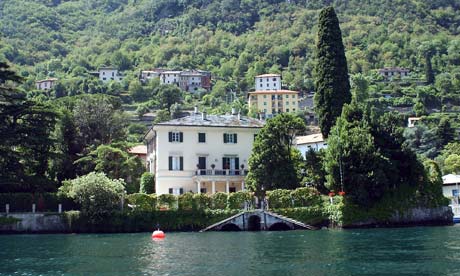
[
  {"x1": 314, "y1": 6, "x2": 351, "y2": 138},
  {"x1": 425, "y1": 54, "x2": 435, "y2": 85}
]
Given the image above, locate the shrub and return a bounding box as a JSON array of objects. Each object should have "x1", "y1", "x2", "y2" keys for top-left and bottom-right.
[
  {"x1": 227, "y1": 191, "x2": 253, "y2": 209},
  {"x1": 126, "y1": 193, "x2": 157, "y2": 211},
  {"x1": 59, "y1": 172, "x2": 125, "y2": 222},
  {"x1": 178, "y1": 192, "x2": 195, "y2": 210},
  {"x1": 267, "y1": 189, "x2": 292, "y2": 209},
  {"x1": 139, "y1": 172, "x2": 155, "y2": 194},
  {"x1": 158, "y1": 194, "x2": 177, "y2": 210},
  {"x1": 211, "y1": 192, "x2": 228, "y2": 209},
  {"x1": 193, "y1": 193, "x2": 212, "y2": 210},
  {"x1": 291, "y1": 187, "x2": 322, "y2": 207}
]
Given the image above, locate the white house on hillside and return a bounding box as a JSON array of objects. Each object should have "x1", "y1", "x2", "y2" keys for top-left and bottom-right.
[
  {"x1": 97, "y1": 67, "x2": 123, "y2": 83},
  {"x1": 295, "y1": 133, "x2": 327, "y2": 158},
  {"x1": 255, "y1": 74, "x2": 282, "y2": 91},
  {"x1": 145, "y1": 110, "x2": 264, "y2": 195},
  {"x1": 35, "y1": 78, "x2": 58, "y2": 90}
]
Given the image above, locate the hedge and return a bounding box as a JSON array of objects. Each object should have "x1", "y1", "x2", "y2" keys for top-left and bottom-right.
[
  {"x1": 0, "y1": 193, "x2": 79, "y2": 212},
  {"x1": 267, "y1": 188, "x2": 323, "y2": 209}
]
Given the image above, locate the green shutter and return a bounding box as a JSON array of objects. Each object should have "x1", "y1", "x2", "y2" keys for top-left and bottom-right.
[
  {"x1": 223, "y1": 133, "x2": 227, "y2": 143},
  {"x1": 235, "y1": 158, "x2": 239, "y2": 170},
  {"x1": 180, "y1": 156, "x2": 183, "y2": 171},
  {"x1": 234, "y1": 134, "x2": 237, "y2": 143},
  {"x1": 168, "y1": 156, "x2": 172, "y2": 170},
  {"x1": 168, "y1": 132, "x2": 172, "y2": 142},
  {"x1": 179, "y1": 132, "x2": 183, "y2": 142}
]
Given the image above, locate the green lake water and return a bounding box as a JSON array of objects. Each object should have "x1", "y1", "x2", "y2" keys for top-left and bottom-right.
[{"x1": 1, "y1": 226, "x2": 460, "y2": 276}]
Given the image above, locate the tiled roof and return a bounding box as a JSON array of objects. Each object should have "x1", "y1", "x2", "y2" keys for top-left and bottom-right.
[
  {"x1": 255, "y1": 74, "x2": 281, "y2": 77},
  {"x1": 296, "y1": 133, "x2": 324, "y2": 145},
  {"x1": 128, "y1": 145, "x2": 147, "y2": 155},
  {"x1": 249, "y1": 90, "x2": 299, "y2": 94},
  {"x1": 154, "y1": 114, "x2": 265, "y2": 128}
]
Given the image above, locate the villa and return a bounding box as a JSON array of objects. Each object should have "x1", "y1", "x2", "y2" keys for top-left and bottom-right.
[
  {"x1": 35, "y1": 78, "x2": 58, "y2": 90},
  {"x1": 248, "y1": 73, "x2": 299, "y2": 118},
  {"x1": 295, "y1": 133, "x2": 327, "y2": 158},
  {"x1": 90, "y1": 67, "x2": 123, "y2": 83},
  {"x1": 144, "y1": 109, "x2": 264, "y2": 195},
  {"x1": 378, "y1": 67, "x2": 410, "y2": 80}
]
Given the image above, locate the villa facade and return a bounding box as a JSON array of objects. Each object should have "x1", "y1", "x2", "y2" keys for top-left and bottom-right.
[
  {"x1": 35, "y1": 78, "x2": 58, "y2": 90},
  {"x1": 295, "y1": 133, "x2": 327, "y2": 158},
  {"x1": 145, "y1": 111, "x2": 264, "y2": 195}
]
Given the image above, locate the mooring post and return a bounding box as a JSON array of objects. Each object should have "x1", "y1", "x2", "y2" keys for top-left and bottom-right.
[
  {"x1": 58, "y1": 204, "x2": 62, "y2": 213},
  {"x1": 32, "y1": 203, "x2": 36, "y2": 213},
  {"x1": 5, "y1": 204, "x2": 9, "y2": 214}
]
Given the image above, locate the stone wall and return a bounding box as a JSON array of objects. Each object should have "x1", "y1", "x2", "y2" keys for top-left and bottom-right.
[
  {"x1": 344, "y1": 206, "x2": 453, "y2": 228},
  {"x1": 0, "y1": 213, "x2": 68, "y2": 233}
]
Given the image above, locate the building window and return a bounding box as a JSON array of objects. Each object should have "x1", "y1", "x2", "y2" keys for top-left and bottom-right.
[
  {"x1": 222, "y1": 157, "x2": 239, "y2": 171},
  {"x1": 292, "y1": 95, "x2": 295, "y2": 98},
  {"x1": 260, "y1": 84, "x2": 263, "y2": 87},
  {"x1": 285, "y1": 95, "x2": 289, "y2": 98},
  {"x1": 266, "y1": 83, "x2": 269, "y2": 87},
  {"x1": 229, "y1": 187, "x2": 236, "y2": 193},
  {"x1": 264, "y1": 95, "x2": 267, "y2": 98},
  {"x1": 169, "y1": 188, "x2": 184, "y2": 195},
  {"x1": 286, "y1": 101, "x2": 289, "y2": 105},
  {"x1": 198, "y1": 132, "x2": 206, "y2": 143},
  {"x1": 273, "y1": 78, "x2": 276, "y2": 81},
  {"x1": 453, "y1": 190, "x2": 459, "y2": 197},
  {"x1": 103, "y1": 72, "x2": 105, "y2": 75},
  {"x1": 260, "y1": 78, "x2": 262, "y2": 82},
  {"x1": 264, "y1": 102, "x2": 267, "y2": 106},
  {"x1": 286, "y1": 108, "x2": 289, "y2": 112},
  {"x1": 200, "y1": 188, "x2": 207, "y2": 193},
  {"x1": 224, "y1": 133, "x2": 237, "y2": 144},
  {"x1": 293, "y1": 108, "x2": 296, "y2": 111},
  {"x1": 272, "y1": 95, "x2": 276, "y2": 100},
  {"x1": 102, "y1": 77, "x2": 106, "y2": 81},
  {"x1": 169, "y1": 131, "x2": 183, "y2": 142},
  {"x1": 168, "y1": 156, "x2": 183, "y2": 171},
  {"x1": 112, "y1": 72, "x2": 114, "y2": 77}
]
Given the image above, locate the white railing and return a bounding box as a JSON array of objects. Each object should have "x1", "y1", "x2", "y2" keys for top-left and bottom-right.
[{"x1": 195, "y1": 169, "x2": 248, "y2": 176}]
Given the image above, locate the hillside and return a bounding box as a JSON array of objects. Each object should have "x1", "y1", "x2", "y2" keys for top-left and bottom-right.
[{"x1": 1, "y1": 0, "x2": 459, "y2": 94}]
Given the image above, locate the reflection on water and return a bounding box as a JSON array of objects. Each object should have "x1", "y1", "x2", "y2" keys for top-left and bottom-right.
[{"x1": 1, "y1": 226, "x2": 460, "y2": 275}]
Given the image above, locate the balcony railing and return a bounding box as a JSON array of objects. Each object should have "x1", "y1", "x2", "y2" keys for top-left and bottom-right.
[{"x1": 195, "y1": 169, "x2": 248, "y2": 176}]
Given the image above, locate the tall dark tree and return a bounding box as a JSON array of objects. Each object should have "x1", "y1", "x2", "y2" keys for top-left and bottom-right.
[
  {"x1": 0, "y1": 62, "x2": 57, "y2": 192},
  {"x1": 314, "y1": 6, "x2": 351, "y2": 138},
  {"x1": 436, "y1": 117, "x2": 455, "y2": 147},
  {"x1": 246, "y1": 114, "x2": 306, "y2": 195},
  {"x1": 425, "y1": 54, "x2": 435, "y2": 85}
]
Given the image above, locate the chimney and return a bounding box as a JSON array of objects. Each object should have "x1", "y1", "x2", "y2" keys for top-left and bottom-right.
[
  {"x1": 194, "y1": 106, "x2": 198, "y2": 114},
  {"x1": 202, "y1": 111, "x2": 207, "y2": 120},
  {"x1": 231, "y1": 107, "x2": 236, "y2": 115}
]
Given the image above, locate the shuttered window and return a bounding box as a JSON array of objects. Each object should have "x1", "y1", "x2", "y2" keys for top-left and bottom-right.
[
  {"x1": 168, "y1": 131, "x2": 183, "y2": 142},
  {"x1": 223, "y1": 133, "x2": 237, "y2": 144},
  {"x1": 168, "y1": 156, "x2": 183, "y2": 171}
]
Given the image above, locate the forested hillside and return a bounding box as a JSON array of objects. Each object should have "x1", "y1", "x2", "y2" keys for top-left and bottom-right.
[{"x1": 1, "y1": 0, "x2": 459, "y2": 94}]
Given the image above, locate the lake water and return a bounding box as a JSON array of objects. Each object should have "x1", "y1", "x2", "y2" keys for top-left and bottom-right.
[{"x1": 1, "y1": 226, "x2": 460, "y2": 275}]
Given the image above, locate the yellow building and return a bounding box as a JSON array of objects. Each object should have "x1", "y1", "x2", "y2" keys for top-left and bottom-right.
[{"x1": 248, "y1": 90, "x2": 300, "y2": 117}]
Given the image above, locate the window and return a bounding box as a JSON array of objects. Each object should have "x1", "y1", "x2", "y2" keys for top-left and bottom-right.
[
  {"x1": 264, "y1": 109, "x2": 267, "y2": 112},
  {"x1": 102, "y1": 77, "x2": 106, "y2": 81},
  {"x1": 453, "y1": 190, "x2": 459, "y2": 197},
  {"x1": 169, "y1": 131, "x2": 183, "y2": 142},
  {"x1": 264, "y1": 95, "x2": 267, "y2": 98},
  {"x1": 272, "y1": 95, "x2": 276, "y2": 100},
  {"x1": 264, "y1": 102, "x2": 267, "y2": 106},
  {"x1": 222, "y1": 157, "x2": 240, "y2": 174},
  {"x1": 266, "y1": 83, "x2": 269, "y2": 87},
  {"x1": 229, "y1": 187, "x2": 236, "y2": 193},
  {"x1": 292, "y1": 95, "x2": 295, "y2": 98},
  {"x1": 168, "y1": 156, "x2": 183, "y2": 171},
  {"x1": 260, "y1": 83, "x2": 263, "y2": 87},
  {"x1": 169, "y1": 188, "x2": 184, "y2": 195},
  {"x1": 292, "y1": 101, "x2": 296, "y2": 105},
  {"x1": 112, "y1": 72, "x2": 114, "y2": 77},
  {"x1": 286, "y1": 108, "x2": 289, "y2": 112},
  {"x1": 273, "y1": 78, "x2": 276, "y2": 81},
  {"x1": 223, "y1": 133, "x2": 237, "y2": 144},
  {"x1": 285, "y1": 95, "x2": 289, "y2": 98},
  {"x1": 259, "y1": 78, "x2": 262, "y2": 82},
  {"x1": 286, "y1": 101, "x2": 289, "y2": 105},
  {"x1": 103, "y1": 72, "x2": 105, "y2": 75},
  {"x1": 198, "y1": 133, "x2": 206, "y2": 143},
  {"x1": 200, "y1": 188, "x2": 207, "y2": 193}
]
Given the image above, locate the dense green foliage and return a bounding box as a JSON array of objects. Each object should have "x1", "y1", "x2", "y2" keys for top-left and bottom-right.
[
  {"x1": 267, "y1": 187, "x2": 322, "y2": 209},
  {"x1": 59, "y1": 172, "x2": 125, "y2": 222},
  {"x1": 139, "y1": 172, "x2": 155, "y2": 194},
  {"x1": 314, "y1": 6, "x2": 351, "y2": 138},
  {"x1": 247, "y1": 114, "x2": 306, "y2": 193}
]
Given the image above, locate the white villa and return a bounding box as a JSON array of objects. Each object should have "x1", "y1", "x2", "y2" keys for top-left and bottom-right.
[
  {"x1": 96, "y1": 67, "x2": 123, "y2": 83},
  {"x1": 295, "y1": 133, "x2": 327, "y2": 158},
  {"x1": 255, "y1": 73, "x2": 282, "y2": 91},
  {"x1": 442, "y1": 174, "x2": 460, "y2": 199},
  {"x1": 378, "y1": 67, "x2": 410, "y2": 80},
  {"x1": 145, "y1": 109, "x2": 264, "y2": 195},
  {"x1": 141, "y1": 69, "x2": 211, "y2": 92},
  {"x1": 35, "y1": 78, "x2": 58, "y2": 90}
]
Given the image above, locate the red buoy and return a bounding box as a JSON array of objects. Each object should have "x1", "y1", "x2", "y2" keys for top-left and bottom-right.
[{"x1": 152, "y1": 230, "x2": 165, "y2": 239}]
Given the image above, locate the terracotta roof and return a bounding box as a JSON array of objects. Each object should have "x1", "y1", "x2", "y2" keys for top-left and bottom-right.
[
  {"x1": 154, "y1": 114, "x2": 265, "y2": 128},
  {"x1": 296, "y1": 133, "x2": 324, "y2": 145},
  {"x1": 255, "y1": 74, "x2": 281, "y2": 77},
  {"x1": 249, "y1": 90, "x2": 299, "y2": 94},
  {"x1": 128, "y1": 145, "x2": 147, "y2": 155}
]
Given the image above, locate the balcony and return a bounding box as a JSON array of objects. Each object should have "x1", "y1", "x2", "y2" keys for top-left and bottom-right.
[{"x1": 195, "y1": 169, "x2": 248, "y2": 176}]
